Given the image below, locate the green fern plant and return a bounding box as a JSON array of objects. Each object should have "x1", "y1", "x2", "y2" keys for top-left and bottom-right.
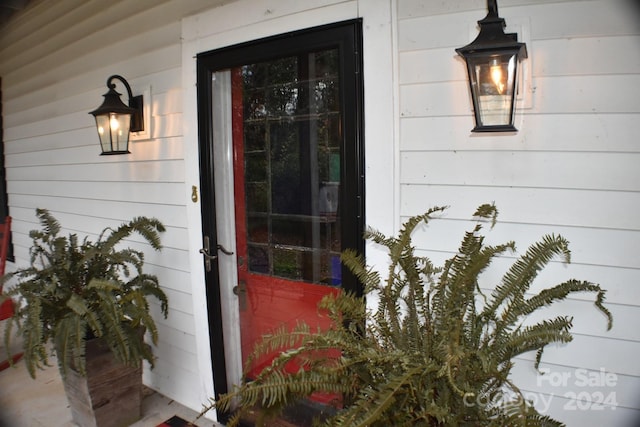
[
  {"x1": 2, "y1": 208, "x2": 169, "y2": 378},
  {"x1": 201, "y1": 204, "x2": 612, "y2": 427}
]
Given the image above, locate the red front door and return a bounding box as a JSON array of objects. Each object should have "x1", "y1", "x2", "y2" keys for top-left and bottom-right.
[{"x1": 230, "y1": 51, "x2": 344, "y2": 378}]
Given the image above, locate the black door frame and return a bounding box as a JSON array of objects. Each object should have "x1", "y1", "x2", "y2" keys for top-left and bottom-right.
[{"x1": 195, "y1": 19, "x2": 365, "y2": 406}]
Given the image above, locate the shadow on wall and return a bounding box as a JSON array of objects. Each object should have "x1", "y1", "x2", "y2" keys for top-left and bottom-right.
[{"x1": 621, "y1": 0, "x2": 640, "y2": 31}]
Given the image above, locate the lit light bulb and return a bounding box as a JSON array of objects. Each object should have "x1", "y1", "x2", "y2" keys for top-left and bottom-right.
[
  {"x1": 98, "y1": 126, "x2": 104, "y2": 135},
  {"x1": 490, "y1": 58, "x2": 505, "y2": 94},
  {"x1": 110, "y1": 114, "x2": 119, "y2": 131}
]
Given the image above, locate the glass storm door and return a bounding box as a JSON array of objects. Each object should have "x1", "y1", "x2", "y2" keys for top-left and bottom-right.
[{"x1": 196, "y1": 21, "x2": 364, "y2": 408}]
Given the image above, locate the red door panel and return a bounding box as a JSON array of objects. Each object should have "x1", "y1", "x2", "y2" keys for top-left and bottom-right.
[{"x1": 230, "y1": 52, "x2": 343, "y2": 382}]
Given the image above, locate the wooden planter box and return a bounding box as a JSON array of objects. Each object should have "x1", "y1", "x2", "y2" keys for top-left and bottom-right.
[{"x1": 60, "y1": 337, "x2": 143, "y2": 427}]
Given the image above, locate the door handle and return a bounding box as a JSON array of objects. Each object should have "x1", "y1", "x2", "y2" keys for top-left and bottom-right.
[
  {"x1": 200, "y1": 236, "x2": 235, "y2": 272},
  {"x1": 217, "y1": 244, "x2": 234, "y2": 256}
]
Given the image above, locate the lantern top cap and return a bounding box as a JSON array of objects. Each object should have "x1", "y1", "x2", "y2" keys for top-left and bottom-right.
[{"x1": 455, "y1": 0, "x2": 527, "y2": 58}]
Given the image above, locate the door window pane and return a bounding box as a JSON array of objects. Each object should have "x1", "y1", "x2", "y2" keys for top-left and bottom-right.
[{"x1": 240, "y1": 50, "x2": 342, "y2": 285}]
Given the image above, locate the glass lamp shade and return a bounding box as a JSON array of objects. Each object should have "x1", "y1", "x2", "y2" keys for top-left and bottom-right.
[
  {"x1": 464, "y1": 51, "x2": 520, "y2": 132},
  {"x1": 94, "y1": 112, "x2": 132, "y2": 155}
]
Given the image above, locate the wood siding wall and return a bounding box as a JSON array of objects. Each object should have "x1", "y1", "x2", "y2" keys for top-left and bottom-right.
[
  {"x1": 0, "y1": 0, "x2": 228, "y2": 411},
  {"x1": 397, "y1": 0, "x2": 640, "y2": 425}
]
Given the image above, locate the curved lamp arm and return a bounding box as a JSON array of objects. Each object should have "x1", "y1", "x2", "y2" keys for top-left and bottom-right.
[{"x1": 107, "y1": 75, "x2": 134, "y2": 102}]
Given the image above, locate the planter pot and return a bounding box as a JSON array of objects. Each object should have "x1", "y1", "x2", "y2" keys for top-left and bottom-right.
[{"x1": 59, "y1": 337, "x2": 143, "y2": 427}]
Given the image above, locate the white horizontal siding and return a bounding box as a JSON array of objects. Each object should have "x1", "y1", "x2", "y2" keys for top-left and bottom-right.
[
  {"x1": 401, "y1": 151, "x2": 640, "y2": 191},
  {"x1": 0, "y1": 0, "x2": 230, "y2": 413},
  {"x1": 400, "y1": 114, "x2": 640, "y2": 152},
  {"x1": 3, "y1": 62, "x2": 182, "y2": 129},
  {"x1": 397, "y1": 0, "x2": 640, "y2": 425},
  {"x1": 8, "y1": 181, "x2": 187, "y2": 206},
  {"x1": 402, "y1": 185, "x2": 640, "y2": 231},
  {"x1": 397, "y1": 0, "x2": 578, "y2": 19},
  {"x1": 180, "y1": 0, "x2": 350, "y2": 42}
]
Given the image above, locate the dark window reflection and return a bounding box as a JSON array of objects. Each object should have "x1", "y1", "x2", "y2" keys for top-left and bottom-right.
[{"x1": 241, "y1": 49, "x2": 343, "y2": 285}]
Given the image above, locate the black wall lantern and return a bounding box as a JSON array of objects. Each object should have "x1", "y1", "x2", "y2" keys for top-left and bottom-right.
[
  {"x1": 89, "y1": 75, "x2": 144, "y2": 155},
  {"x1": 456, "y1": 0, "x2": 527, "y2": 132}
]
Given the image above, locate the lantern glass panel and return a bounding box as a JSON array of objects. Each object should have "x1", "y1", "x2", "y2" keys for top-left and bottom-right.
[
  {"x1": 95, "y1": 113, "x2": 131, "y2": 154},
  {"x1": 467, "y1": 52, "x2": 518, "y2": 129}
]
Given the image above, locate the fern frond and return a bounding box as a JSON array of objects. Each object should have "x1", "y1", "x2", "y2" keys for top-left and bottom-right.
[
  {"x1": 473, "y1": 202, "x2": 498, "y2": 228},
  {"x1": 505, "y1": 279, "x2": 612, "y2": 331},
  {"x1": 333, "y1": 365, "x2": 425, "y2": 427},
  {"x1": 502, "y1": 317, "x2": 574, "y2": 363},
  {"x1": 34, "y1": 208, "x2": 61, "y2": 239},
  {"x1": 20, "y1": 296, "x2": 48, "y2": 378},
  {"x1": 100, "y1": 216, "x2": 165, "y2": 252},
  {"x1": 484, "y1": 234, "x2": 571, "y2": 326},
  {"x1": 340, "y1": 250, "x2": 381, "y2": 294},
  {"x1": 55, "y1": 314, "x2": 87, "y2": 377}
]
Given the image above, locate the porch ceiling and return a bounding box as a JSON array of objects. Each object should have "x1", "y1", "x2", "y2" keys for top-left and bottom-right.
[{"x1": 0, "y1": 0, "x2": 31, "y2": 28}]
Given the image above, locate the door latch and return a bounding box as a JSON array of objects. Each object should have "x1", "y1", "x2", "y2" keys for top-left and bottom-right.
[
  {"x1": 233, "y1": 280, "x2": 247, "y2": 310},
  {"x1": 199, "y1": 236, "x2": 216, "y2": 272}
]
